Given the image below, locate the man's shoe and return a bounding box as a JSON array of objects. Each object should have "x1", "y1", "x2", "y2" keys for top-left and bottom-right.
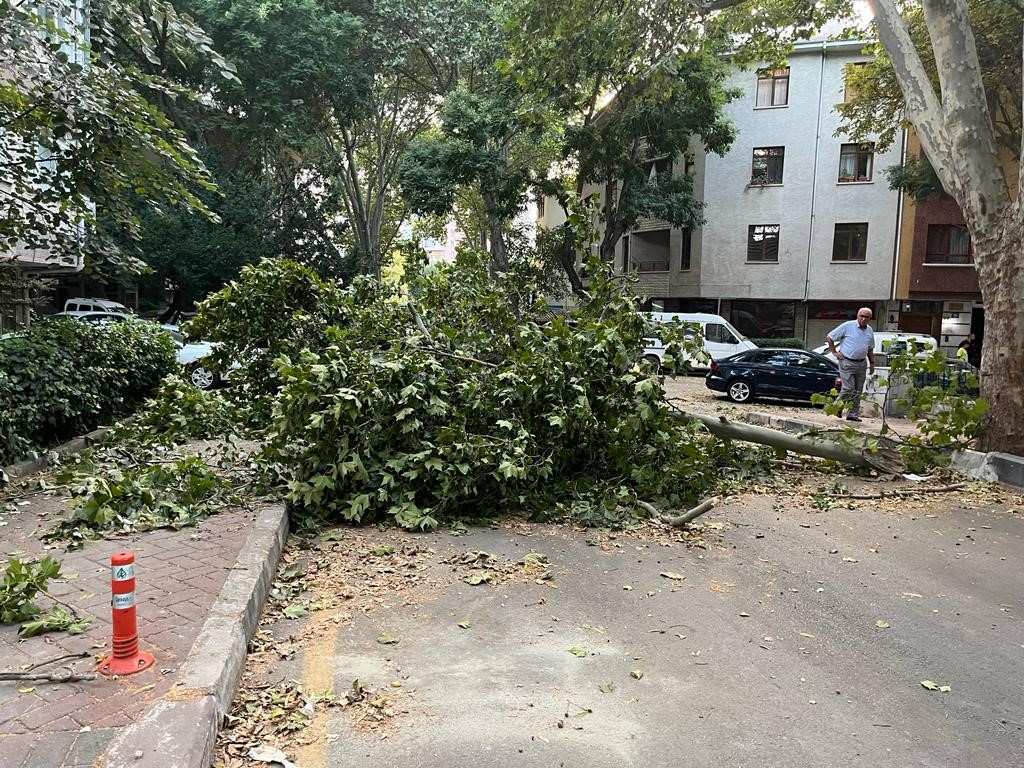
[{"x1": 846, "y1": 415, "x2": 862, "y2": 422}]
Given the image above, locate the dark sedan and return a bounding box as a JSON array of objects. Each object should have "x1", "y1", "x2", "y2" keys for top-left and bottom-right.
[{"x1": 705, "y1": 348, "x2": 841, "y2": 403}]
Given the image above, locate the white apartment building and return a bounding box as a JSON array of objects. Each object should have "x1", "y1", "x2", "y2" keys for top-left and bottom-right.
[{"x1": 543, "y1": 39, "x2": 905, "y2": 346}]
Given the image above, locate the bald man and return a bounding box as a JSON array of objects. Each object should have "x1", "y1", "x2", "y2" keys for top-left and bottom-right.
[{"x1": 826, "y1": 307, "x2": 875, "y2": 422}]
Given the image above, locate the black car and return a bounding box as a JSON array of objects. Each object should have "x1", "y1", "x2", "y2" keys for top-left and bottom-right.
[{"x1": 706, "y1": 348, "x2": 841, "y2": 403}]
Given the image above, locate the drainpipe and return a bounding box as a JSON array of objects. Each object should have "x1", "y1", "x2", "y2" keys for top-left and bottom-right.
[
  {"x1": 888, "y1": 127, "x2": 909, "y2": 328},
  {"x1": 801, "y1": 42, "x2": 827, "y2": 341}
]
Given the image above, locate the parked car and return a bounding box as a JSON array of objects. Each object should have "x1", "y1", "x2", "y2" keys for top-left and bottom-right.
[
  {"x1": 705, "y1": 348, "x2": 841, "y2": 403},
  {"x1": 812, "y1": 331, "x2": 939, "y2": 364},
  {"x1": 160, "y1": 324, "x2": 233, "y2": 391},
  {"x1": 642, "y1": 312, "x2": 758, "y2": 371},
  {"x1": 48, "y1": 311, "x2": 129, "y2": 326}
]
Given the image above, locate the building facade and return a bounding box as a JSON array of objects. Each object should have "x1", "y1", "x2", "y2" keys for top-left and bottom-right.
[{"x1": 542, "y1": 39, "x2": 912, "y2": 347}]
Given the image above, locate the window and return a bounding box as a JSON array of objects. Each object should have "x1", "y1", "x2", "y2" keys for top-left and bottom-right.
[
  {"x1": 731, "y1": 300, "x2": 796, "y2": 338},
  {"x1": 832, "y1": 223, "x2": 869, "y2": 262},
  {"x1": 751, "y1": 147, "x2": 785, "y2": 185},
  {"x1": 925, "y1": 225, "x2": 972, "y2": 264},
  {"x1": 705, "y1": 323, "x2": 739, "y2": 344},
  {"x1": 621, "y1": 235, "x2": 630, "y2": 271},
  {"x1": 642, "y1": 156, "x2": 672, "y2": 182},
  {"x1": 756, "y1": 67, "x2": 790, "y2": 107},
  {"x1": 680, "y1": 228, "x2": 692, "y2": 271},
  {"x1": 747, "y1": 224, "x2": 780, "y2": 262},
  {"x1": 838, "y1": 143, "x2": 874, "y2": 182},
  {"x1": 844, "y1": 62, "x2": 867, "y2": 102}
]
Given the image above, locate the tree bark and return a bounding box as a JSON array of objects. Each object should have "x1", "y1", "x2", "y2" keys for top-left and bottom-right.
[{"x1": 973, "y1": 213, "x2": 1024, "y2": 454}]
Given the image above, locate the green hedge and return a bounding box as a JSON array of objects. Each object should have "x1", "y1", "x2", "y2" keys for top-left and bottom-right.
[
  {"x1": 0, "y1": 318, "x2": 176, "y2": 466},
  {"x1": 750, "y1": 337, "x2": 805, "y2": 349}
]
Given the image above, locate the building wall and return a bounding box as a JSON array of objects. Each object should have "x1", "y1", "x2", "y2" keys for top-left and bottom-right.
[
  {"x1": 906, "y1": 195, "x2": 980, "y2": 296},
  {"x1": 698, "y1": 42, "x2": 902, "y2": 304}
]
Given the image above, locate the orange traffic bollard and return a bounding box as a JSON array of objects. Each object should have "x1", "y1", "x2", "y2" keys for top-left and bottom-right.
[{"x1": 98, "y1": 551, "x2": 155, "y2": 676}]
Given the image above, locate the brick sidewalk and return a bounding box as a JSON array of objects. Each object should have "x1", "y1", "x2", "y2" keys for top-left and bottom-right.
[{"x1": 0, "y1": 481, "x2": 255, "y2": 768}]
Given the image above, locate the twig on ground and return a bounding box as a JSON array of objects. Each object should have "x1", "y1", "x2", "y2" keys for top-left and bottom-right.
[
  {"x1": 23, "y1": 651, "x2": 90, "y2": 671},
  {"x1": 0, "y1": 670, "x2": 97, "y2": 683},
  {"x1": 826, "y1": 482, "x2": 968, "y2": 500}
]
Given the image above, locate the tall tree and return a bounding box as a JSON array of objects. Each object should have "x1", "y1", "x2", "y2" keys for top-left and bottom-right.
[
  {"x1": 0, "y1": 0, "x2": 236, "y2": 266},
  {"x1": 866, "y1": 0, "x2": 1023, "y2": 453}
]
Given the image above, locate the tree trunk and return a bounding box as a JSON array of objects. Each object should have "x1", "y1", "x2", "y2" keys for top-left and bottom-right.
[
  {"x1": 482, "y1": 193, "x2": 508, "y2": 276},
  {"x1": 973, "y1": 213, "x2": 1024, "y2": 454},
  {"x1": 556, "y1": 228, "x2": 584, "y2": 294}
]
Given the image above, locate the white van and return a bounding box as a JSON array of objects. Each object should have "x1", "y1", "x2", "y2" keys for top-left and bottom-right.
[
  {"x1": 63, "y1": 297, "x2": 131, "y2": 315},
  {"x1": 642, "y1": 312, "x2": 757, "y2": 371},
  {"x1": 812, "y1": 331, "x2": 940, "y2": 364}
]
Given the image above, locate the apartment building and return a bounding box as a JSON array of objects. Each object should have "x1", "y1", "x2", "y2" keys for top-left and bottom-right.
[{"x1": 541, "y1": 39, "x2": 907, "y2": 347}]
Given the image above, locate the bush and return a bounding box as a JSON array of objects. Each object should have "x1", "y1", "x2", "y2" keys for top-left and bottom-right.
[
  {"x1": 185, "y1": 259, "x2": 348, "y2": 424},
  {"x1": 750, "y1": 337, "x2": 804, "y2": 349},
  {"x1": 0, "y1": 318, "x2": 176, "y2": 465}
]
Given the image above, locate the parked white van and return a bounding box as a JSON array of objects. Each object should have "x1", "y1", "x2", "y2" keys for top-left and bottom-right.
[
  {"x1": 642, "y1": 312, "x2": 757, "y2": 371},
  {"x1": 63, "y1": 297, "x2": 131, "y2": 315}
]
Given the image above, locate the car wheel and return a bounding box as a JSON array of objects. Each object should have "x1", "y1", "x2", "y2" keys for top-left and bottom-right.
[
  {"x1": 188, "y1": 363, "x2": 217, "y2": 391},
  {"x1": 641, "y1": 354, "x2": 662, "y2": 372},
  {"x1": 726, "y1": 379, "x2": 754, "y2": 403}
]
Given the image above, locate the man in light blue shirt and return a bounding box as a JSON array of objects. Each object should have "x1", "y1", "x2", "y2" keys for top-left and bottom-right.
[{"x1": 826, "y1": 307, "x2": 875, "y2": 422}]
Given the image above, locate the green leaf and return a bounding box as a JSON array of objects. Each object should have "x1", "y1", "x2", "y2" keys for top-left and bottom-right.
[
  {"x1": 283, "y1": 604, "x2": 308, "y2": 620},
  {"x1": 875, "y1": 619, "x2": 890, "y2": 628},
  {"x1": 920, "y1": 680, "x2": 939, "y2": 690},
  {"x1": 631, "y1": 669, "x2": 644, "y2": 680},
  {"x1": 377, "y1": 632, "x2": 401, "y2": 645},
  {"x1": 599, "y1": 682, "x2": 615, "y2": 693},
  {"x1": 567, "y1": 646, "x2": 587, "y2": 658},
  {"x1": 457, "y1": 620, "x2": 471, "y2": 629}
]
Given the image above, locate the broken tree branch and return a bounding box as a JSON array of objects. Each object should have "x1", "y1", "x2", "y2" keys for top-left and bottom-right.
[
  {"x1": 671, "y1": 408, "x2": 903, "y2": 473},
  {"x1": 638, "y1": 496, "x2": 719, "y2": 527}
]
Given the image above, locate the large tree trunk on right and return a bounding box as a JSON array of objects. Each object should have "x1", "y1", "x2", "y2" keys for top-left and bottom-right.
[{"x1": 974, "y1": 212, "x2": 1024, "y2": 455}]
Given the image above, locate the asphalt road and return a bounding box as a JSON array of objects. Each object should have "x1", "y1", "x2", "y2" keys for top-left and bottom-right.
[{"x1": 238, "y1": 483, "x2": 1024, "y2": 768}]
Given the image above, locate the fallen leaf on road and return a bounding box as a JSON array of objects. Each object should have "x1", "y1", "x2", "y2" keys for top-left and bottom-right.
[
  {"x1": 921, "y1": 680, "x2": 951, "y2": 692},
  {"x1": 464, "y1": 571, "x2": 497, "y2": 585},
  {"x1": 799, "y1": 632, "x2": 815, "y2": 638},
  {"x1": 248, "y1": 745, "x2": 298, "y2": 768},
  {"x1": 631, "y1": 669, "x2": 644, "y2": 680},
  {"x1": 842, "y1": 556, "x2": 859, "y2": 563},
  {"x1": 283, "y1": 604, "x2": 308, "y2": 620},
  {"x1": 457, "y1": 620, "x2": 471, "y2": 629},
  {"x1": 599, "y1": 683, "x2": 615, "y2": 693},
  {"x1": 660, "y1": 571, "x2": 685, "y2": 581},
  {"x1": 709, "y1": 580, "x2": 734, "y2": 593},
  {"x1": 739, "y1": 612, "x2": 750, "y2": 617},
  {"x1": 567, "y1": 646, "x2": 587, "y2": 657},
  {"x1": 875, "y1": 620, "x2": 890, "y2": 628},
  {"x1": 377, "y1": 632, "x2": 400, "y2": 645}
]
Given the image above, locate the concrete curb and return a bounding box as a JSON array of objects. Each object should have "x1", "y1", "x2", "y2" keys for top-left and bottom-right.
[
  {"x1": 744, "y1": 410, "x2": 1024, "y2": 490},
  {"x1": 2, "y1": 425, "x2": 118, "y2": 480},
  {"x1": 102, "y1": 504, "x2": 289, "y2": 768},
  {"x1": 950, "y1": 449, "x2": 1024, "y2": 488}
]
